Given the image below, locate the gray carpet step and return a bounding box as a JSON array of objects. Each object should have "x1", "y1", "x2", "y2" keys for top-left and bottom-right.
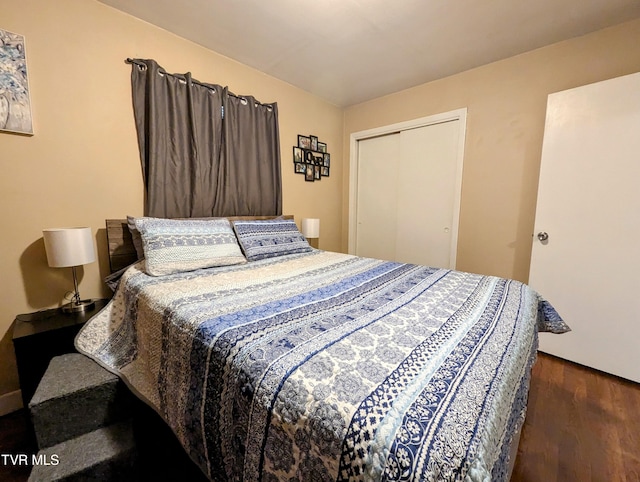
[
  {"x1": 28, "y1": 420, "x2": 138, "y2": 482},
  {"x1": 29, "y1": 353, "x2": 134, "y2": 450}
]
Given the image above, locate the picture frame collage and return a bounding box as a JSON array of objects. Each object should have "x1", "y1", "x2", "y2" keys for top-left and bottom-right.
[{"x1": 294, "y1": 134, "x2": 330, "y2": 182}]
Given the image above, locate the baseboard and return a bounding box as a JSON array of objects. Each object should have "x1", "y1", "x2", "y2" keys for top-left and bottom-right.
[{"x1": 0, "y1": 390, "x2": 23, "y2": 416}]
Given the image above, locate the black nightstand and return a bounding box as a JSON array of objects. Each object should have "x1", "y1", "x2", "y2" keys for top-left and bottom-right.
[{"x1": 12, "y1": 299, "x2": 109, "y2": 409}]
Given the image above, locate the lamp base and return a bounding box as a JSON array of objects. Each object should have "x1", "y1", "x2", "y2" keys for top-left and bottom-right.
[{"x1": 62, "y1": 299, "x2": 96, "y2": 313}]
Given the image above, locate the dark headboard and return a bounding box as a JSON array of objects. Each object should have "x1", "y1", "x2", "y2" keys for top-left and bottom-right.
[
  {"x1": 105, "y1": 215, "x2": 294, "y2": 274},
  {"x1": 106, "y1": 219, "x2": 138, "y2": 274}
]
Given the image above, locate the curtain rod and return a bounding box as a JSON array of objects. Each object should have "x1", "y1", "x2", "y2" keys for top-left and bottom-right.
[{"x1": 125, "y1": 58, "x2": 273, "y2": 108}]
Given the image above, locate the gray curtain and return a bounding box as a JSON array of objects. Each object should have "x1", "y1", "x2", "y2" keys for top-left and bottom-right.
[
  {"x1": 218, "y1": 88, "x2": 282, "y2": 216},
  {"x1": 129, "y1": 59, "x2": 282, "y2": 218}
]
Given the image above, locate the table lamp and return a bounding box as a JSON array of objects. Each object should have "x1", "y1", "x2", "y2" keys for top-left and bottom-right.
[
  {"x1": 301, "y1": 218, "x2": 320, "y2": 249},
  {"x1": 43, "y1": 227, "x2": 96, "y2": 313}
]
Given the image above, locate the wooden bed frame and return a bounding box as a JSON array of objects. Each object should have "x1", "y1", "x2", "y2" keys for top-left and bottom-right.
[
  {"x1": 105, "y1": 219, "x2": 138, "y2": 273},
  {"x1": 105, "y1": 215, "x2": 294, "y2": 274}
]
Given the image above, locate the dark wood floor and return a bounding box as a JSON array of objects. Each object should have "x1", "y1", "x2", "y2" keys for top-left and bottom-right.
[
  {"x1": 1, "y1": 352, "x2": 638, "y2": 482},
  {"x1": 512, "y1": 352, "x2": 640, "y2": 482}
]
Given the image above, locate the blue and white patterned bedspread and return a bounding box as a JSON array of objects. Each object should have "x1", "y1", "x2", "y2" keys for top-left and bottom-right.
[{"x1": 76, "y1": 250, "x2": 568, "y2": 482}]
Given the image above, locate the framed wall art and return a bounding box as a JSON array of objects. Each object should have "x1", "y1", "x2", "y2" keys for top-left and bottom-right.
[
  {"x1": 297, "y1": 135, "x2": 310, "y2": 149},
  {"x1": 293, "y1": 146, "x2": 303, "y2": 163},
  {"x1": 293, "y1": 134, "x2": 331, "y2": 182},
  {"x1": 305, "y1": 164, "x2": 314, "y2": 182},
  {"x1": 0, "y1": 28, "x2": 33, "y2": 135}
]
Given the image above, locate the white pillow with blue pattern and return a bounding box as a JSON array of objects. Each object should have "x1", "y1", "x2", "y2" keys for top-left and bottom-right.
[
  {"x1": 233, "y1": 219, "x2": 312, "y2": 261},
  {"x1": 134, "y1": 217, "x2": 246, "y2": 276}
]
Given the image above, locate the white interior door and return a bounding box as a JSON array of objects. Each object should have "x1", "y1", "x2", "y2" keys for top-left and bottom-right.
[
  {"x1": 529, "y1": 72, "x2": 640, "y2": 383},
  {"x1": 354, "y1": 116, "x2": 463, "y2": 269}
]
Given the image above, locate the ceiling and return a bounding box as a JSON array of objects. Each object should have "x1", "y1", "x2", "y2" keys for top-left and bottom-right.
[{"x1": 99, "y1": 0, "x2": 640, "y2": 107}]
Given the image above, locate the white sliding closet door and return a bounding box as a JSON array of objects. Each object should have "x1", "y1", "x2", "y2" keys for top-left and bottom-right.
[
  {"x1": 395, "y1": 121, "x2": 460, "y2": 267},
  {"x1": 355, "y1": 133, "x2": 400, "y2": 261},
  {"x1": 355, "y1": 118, "x2": 462, "y2": 269}
]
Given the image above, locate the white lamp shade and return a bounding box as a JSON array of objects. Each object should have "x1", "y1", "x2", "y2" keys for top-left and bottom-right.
[
  {"x1": 43, "y1": 227, "x2": 96, "y2": 268},
  {"x1": 301, "y1": 218, "x2": 320, "y2": 238}
]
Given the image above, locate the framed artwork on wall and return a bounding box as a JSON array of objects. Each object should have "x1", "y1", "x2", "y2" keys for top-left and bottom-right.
[
  {"x1": 305, "y1": 164, "x2": 314, "y2": 181},
  {"x1": 293, "y1": 146, "x2": 303, "y2": 163},
  {"x1": 0, "y1": 28, "x2": 33, "y2": 135},
  {"x1": 294, "y1": 134, "x2": 330, "y2": 182},
  {"x1": 298, "y1": 135, "x2": 310, "y2": 149}
]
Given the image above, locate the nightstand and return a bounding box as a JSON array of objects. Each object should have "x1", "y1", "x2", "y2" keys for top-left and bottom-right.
[{"x1": 12, "y1": 299, "x2": 109, "y2": 409}]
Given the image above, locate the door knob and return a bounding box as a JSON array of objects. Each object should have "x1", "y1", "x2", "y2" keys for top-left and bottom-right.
[{"x1": 537, "y1": 232, "x2": 549, "y2": 242}]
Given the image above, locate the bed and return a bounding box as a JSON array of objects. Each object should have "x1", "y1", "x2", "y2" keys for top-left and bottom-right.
[{"x1": 76, "y1": 216, "x2": 569, "y2": 482}]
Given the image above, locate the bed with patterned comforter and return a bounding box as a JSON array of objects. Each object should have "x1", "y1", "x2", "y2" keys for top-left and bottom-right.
[{"x1": 76, "y1": 249, "x2": 568, "y2": 482}]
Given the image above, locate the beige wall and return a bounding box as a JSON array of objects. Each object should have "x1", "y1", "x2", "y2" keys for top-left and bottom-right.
[
  {"x1": 0, "y1": 0, "x2": 343, "y2": 400},
  {"x1": 343, "y1": 19, "x2": 640, "y2": 282}
]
